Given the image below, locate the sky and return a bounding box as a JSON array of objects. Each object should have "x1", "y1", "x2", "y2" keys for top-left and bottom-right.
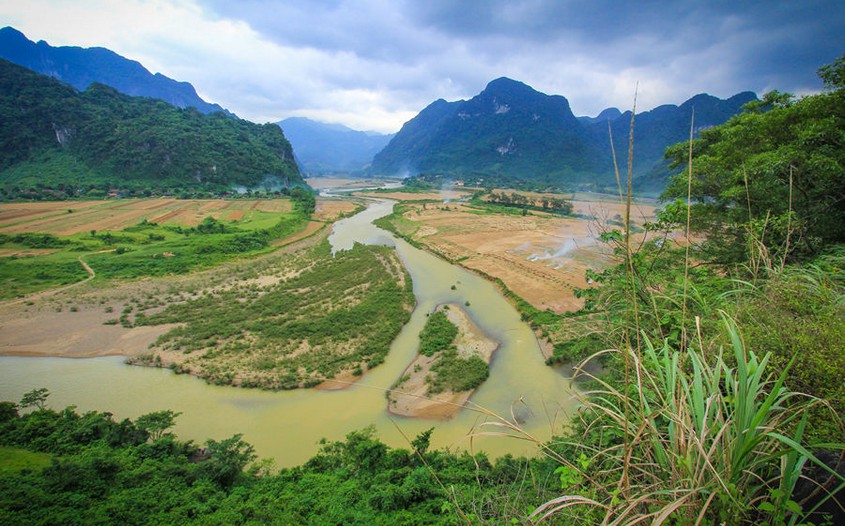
[{"x1": 1, "y1": 0, "x2": 843, "y2": 133}]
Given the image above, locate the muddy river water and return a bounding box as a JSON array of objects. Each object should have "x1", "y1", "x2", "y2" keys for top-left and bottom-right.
[{"x1": 0, "y1": 198, "x2": 579, "y2": 467}]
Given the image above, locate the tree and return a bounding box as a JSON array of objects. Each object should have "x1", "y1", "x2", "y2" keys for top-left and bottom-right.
[
  {"x1": 819, "y1": 52, "x2": 845, "y2": 90},
  {"x1": 135, "y1": 410, "x2": 180, "y2": 441},
  {"x1": 19, "y1": 387, "x2": 49, "y2": 410},
  {"x1": 0, "y1": 401, "x2": 18, "y2": 422},
  {"x1": 662, "y1": 55, "x2": 845, "y2": 264},
  {"x1": 411, "y1": 428, "x2": 434, "y2": 456},
  {"x1": 200, "y1": 434, "x2": 256, "y2": 487}
]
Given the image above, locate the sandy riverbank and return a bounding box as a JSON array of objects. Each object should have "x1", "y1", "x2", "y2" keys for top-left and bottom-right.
[
  {"x1": 387, "y1": 303, "x2": 498, "y2": 419},
  {"x1": 0, "y1": 284, "x2": 175, "y2": 359},
  {"x1": 0, "y1": 213, "x2": 334, "y2": 361}
]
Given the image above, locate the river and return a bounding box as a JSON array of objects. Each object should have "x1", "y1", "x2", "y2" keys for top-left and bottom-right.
[{"x1": 0, "y1": 198, "x2": 579, "y2": 467}]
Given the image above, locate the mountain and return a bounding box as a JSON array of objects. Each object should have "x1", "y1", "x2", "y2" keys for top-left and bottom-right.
[
  {"x1": 0, "y1": 59, "x2": 301, "y2": 198},
  {"x1": 0, "y1": 26, "x2": 230, "y2": 115},
  {"x1": 602, "y1": 91, "x2": 758, "y2": 191},
  {"x1": 577, "y1": 107, "x2": 622, "y2": 124},
  {"x1": 372, "y1": 78, "x2": 599, "y2": 182},
  {"x1": 278, "y1": 117, "x2": 393, "y2": 174},
  {"x1": 371, "y1": 77, "x2": 756, "y2": 191}
]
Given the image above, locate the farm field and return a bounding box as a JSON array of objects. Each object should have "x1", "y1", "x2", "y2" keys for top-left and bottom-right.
[
  {"x1": 0, "y1": 194, "x2": 409, "y2": 392},
  {"x1": 0, "y1": 197, "x2": 339, "y2": 299},
  {"x1": 0, "y1": 198, "x2": 293, "y2": 235},
  {"x1": 363, "y1": 188, "x2": 658, "y2": 314}
]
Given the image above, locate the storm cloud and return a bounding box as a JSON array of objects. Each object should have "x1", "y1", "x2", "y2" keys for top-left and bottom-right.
[{"x1": 2, "y1": 0, "x2": 842, "y2": 132}]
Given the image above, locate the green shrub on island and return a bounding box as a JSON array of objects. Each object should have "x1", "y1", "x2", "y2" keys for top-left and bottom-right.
[
  {"x1": 427, "y1": 348, "x2": 489, "y2": 394},
  {"x1": 417, "y1": 310, "x2": 458, "y2": 357}
]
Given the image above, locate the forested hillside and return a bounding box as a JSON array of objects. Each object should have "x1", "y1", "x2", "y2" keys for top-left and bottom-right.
[
  {"x1": 0, "y1": 397, "x2": 557, "y2": 525},
  {"x1": 0, "y1": 26, "x2": 229, "y2": 115},
  {"x1": 0, "y1": 59, "x2": 303, "y2": 199},
  {"x1": 512, "y1": 56, "x2": 845, "y2": 524},
  {"x1": 371, "y1": 77, "x2": 754, "y2": 192}
]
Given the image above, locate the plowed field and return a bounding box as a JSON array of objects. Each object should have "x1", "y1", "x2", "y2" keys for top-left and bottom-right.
[
  {"x1": 362, "y1": 189, "x2": 658, "y2": 313},
  {"x1": 0, "y1": 198, "x2": 293, "y2": 235}
]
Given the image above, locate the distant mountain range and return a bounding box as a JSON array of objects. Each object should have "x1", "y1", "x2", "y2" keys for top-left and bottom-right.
[
  {"x1": 278, "y1": 117, "x2": 393, "y2": 174},
  {"x1": 0, "y1": 26, "x2": 230, "y2": 116},
  {"x1": 371, "y1": 77, "x2": 756, "y2": 192},
  {"x1": 0, "y1": 59, "x2": 301, "y2": 198},
  {"x1": 1, "y1": 25, "x2": 757, "y2": 193}
]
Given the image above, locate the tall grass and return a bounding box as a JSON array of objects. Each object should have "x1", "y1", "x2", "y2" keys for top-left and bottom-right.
[{"x1": 526, "y1": 315, "x2": 843, "y2": 525}]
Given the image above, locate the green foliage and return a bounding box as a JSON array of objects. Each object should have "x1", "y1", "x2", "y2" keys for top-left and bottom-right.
[
  {"x1": 0, "y1": 402, "x2": 558, "y2": 524},
  {"x1": 663, "y1": 59, "x2": 845, "y2": 264},
  {"x1": 734, "y1": 258, "x2": 845, "y2": 441},
  {"x1": 135, "y1": 410, "x2": 180, "y2": 442},
  {"x1": 0, "y1": 59, "x2": 303, "y2": 197},
  {"x1": 200, "y1": 434, "x2": 256, "y2": 488},
  {"x1": 0, "y1": 252, "x2": 89, "y2": 298},
  {"x1": 427, "y1": 348, "x2": 489, "y2": 394},
  {"x1": 531, "y1": 57, "x2": 845, "y2": 523},
  {"x1": 19, "y1": 388, "x2": 49, "y2": 410},
  {"x1": 418, "y1": 311, "x2": 458, "y2": 357},
  {"x1": 288, "y1": 185, "x2": 316, "y2": 216},
  {"x1": 373, "y1": 202, "x2": 421, "y2": 243},
  {"x1": 533, "y1": 320, "x2": 844, "y2": 525},
  {"x1": 0, "y1": 446, "x2": 52, "y2": 474},
  {"x1": 136, "y1": 240, "x2": 416, "y2": 389},
  {"x1": 0, "y1": 233, "x2": 68, "y2": 248},
  {"x1": 818, "y1": 52, "x2": 845, "y2": 91},
  {"x1": 0, "y1": 402, "x2": 18, "y2": 423},
  {"x1": 547, "y1": 333, "x2": 606, "y2": 365},
  {"x1": 414, "y1": 309, "x2": 490, "y2": 394},
  {"x1": 0, "y1": 199, "x2": 310, "y2": 299},
  {"x1": 484, "y1": 191, "x2": 573, "y2": 215}
]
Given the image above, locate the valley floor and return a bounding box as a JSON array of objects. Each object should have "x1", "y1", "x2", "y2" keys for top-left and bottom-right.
[
  {"x1": 361, "y1": 187, "x2": 657, "y2": 314},
  {"x1": 0, "y1": 196, "x2": 358, "y2": 362}
]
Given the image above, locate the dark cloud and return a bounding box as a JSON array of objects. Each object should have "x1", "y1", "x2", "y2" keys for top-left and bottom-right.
[
  {"x1": 199, "y1": 0, "x2": 844, "y2": 123},
  {"x1": 7, "y1": 1, "x2": 841, "y2": 130},
  {"x1": 408, "y1": 0, "x2": 844, "y2": 90},
  {"x1": 201, "y1": 0, "x2": 444, "y2": 62}
]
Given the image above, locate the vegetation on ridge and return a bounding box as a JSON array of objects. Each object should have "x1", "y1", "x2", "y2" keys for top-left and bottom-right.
[
  {"x1": 416, "y1": 310, "x2": 489, "y2": 394},
  {"x1": 0, "y1": 392, "x2": 566, "y2": 525},
  {"x1": 519, "y1": 55, "x2": 845, "y2": 525},
  {"x1": 0, "y1": 58, "x2": 303, "y2": 200}
]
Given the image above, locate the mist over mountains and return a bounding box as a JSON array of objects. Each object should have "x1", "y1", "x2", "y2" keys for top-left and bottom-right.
[
  {"x1": 1, "y1": 25, "x2": 757, "y2": 192},
  {"x1": 278, "y1": 117, "x2": 394, "y2": 175}
]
